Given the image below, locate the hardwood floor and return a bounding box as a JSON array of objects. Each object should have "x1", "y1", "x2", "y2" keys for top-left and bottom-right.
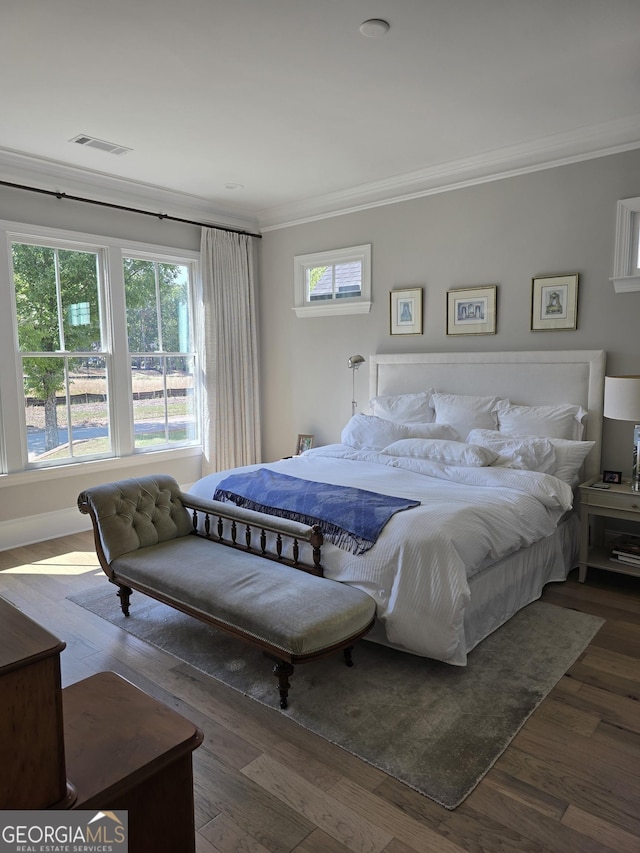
[{"x1": 1, "y1": 531, "x2": 639, "y2": 852}]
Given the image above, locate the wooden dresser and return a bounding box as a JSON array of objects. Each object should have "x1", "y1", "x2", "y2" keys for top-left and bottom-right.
[
  {"x1": 63, "y1": 671, "x2": 204, "y2": 853},
  {"x1": 0, "y1": 596, "x2": 74, "y2": 808},
  {"x1": 0, "y1": 597, "x2": 203, "y2": 852}
]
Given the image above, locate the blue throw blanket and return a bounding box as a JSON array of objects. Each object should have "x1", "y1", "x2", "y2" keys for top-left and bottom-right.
[{"x1": 213, "y1": 469, "x2": 419, "y2": 555}]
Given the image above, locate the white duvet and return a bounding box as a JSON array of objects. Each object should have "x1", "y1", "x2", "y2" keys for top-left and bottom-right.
[{"x1": 187, "y1": 444, "x2": 574, "y2": 665}]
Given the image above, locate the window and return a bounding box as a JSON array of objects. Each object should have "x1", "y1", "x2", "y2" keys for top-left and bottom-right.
[
  {"x1": 12, "y1": 238, "x2": 111, "y2": 466},
  {"x1": 612, "y1": 197, "x2": 640, "y2": 293},
  {"x1": 293, "y1": 244, "x2": 371, "y2": 317},
  {"x1": 123, "y1": 256, "x2": 197, "y2": 450},
  {"x1": 0, "y1": 223, "x2": 200, "y2": 472}
]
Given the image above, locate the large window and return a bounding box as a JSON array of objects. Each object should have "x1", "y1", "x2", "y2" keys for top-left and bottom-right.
[
  {"x1": 13, "y1": 239, "x2": 111, "y2": 465},
  {"x1": 123, "y1": 256, "x2": 197, "y2": 450},
  {"x1": 1, "y1": 224, "x2": 199, "y2": 472}
]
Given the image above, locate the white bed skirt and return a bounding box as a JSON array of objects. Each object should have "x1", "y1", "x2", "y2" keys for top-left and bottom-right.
[{"x1": 364, "y1": 511, "x2": 579, "y2": 661}]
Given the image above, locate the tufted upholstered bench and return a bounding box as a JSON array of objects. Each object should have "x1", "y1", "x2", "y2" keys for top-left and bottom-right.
[{"x1": 78, "y1": 475, "x2": 376, "y2": 708}]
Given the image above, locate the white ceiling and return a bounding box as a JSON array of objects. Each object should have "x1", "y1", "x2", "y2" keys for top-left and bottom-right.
[{"x1": 2, "y1": 0, "x2": 640, "y2": 231}]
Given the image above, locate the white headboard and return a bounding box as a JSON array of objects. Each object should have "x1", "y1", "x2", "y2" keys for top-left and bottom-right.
[{"x1": 369, "y1": 350, "x2": 606, "y2": 481}]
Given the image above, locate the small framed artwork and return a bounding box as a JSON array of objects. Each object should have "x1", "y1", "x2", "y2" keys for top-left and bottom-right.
[
  {"x1": 390, "y1": 287, "x2": 423, "y2": 335},
  {"x1": 531, "y1": 273, "x2": 578, "y2": 331},
  {"x1": 602, "y1": 469, "x2": 622, "y2": 484},
  {"x1": 447, "y1": 285, "x2": 497, "y2": 336},
  {"x1": 296, "y1": 434, "x2": 314, "y2": 455}
]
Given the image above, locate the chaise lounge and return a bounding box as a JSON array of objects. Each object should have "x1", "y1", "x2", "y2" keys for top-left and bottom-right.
[{"x1": 78, "y1": 474, "x2": 376, "y2": 708}]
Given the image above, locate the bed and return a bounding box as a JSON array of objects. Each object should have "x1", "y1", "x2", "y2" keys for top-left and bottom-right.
[{"x1": 189, "y1": 349, "x2": 605, "y2": 665}]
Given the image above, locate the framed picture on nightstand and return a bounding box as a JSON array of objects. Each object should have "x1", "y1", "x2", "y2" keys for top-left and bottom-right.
[{"x1": 296, "y1": 434, "x2": 314, "y2": 455}]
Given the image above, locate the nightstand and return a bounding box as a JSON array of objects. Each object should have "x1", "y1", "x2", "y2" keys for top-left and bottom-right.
[{"x1": 578, "y1": 477, "x2": 640, "y2": 582}]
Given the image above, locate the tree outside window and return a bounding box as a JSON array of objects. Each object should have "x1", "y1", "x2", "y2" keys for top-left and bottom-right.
[
  {"x1": 10, "y1": 240, "x2": 198, "y2": 467},
  {"x1": 123, "y1": 257, "x2": 197, "y2": 449},
  {"x1": 12, "y1": 242, "x2": 109, "y2": 462}
]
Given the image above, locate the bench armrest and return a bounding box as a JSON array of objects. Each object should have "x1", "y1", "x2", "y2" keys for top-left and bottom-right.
[
  {"x1": 179, "y1": 491, "x2": 323, "y2": 575},
  {"x1": 78, "y1": 475, "x2": 192, "y2": 570},
  {"x1": 78, "y1": 475, "x2": 324, "y2": 578}
]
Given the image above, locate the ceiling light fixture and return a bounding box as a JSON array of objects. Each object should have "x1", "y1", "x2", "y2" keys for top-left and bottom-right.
[{"x1": 359, "y1": 18, "x2": 390, "y2": 38}]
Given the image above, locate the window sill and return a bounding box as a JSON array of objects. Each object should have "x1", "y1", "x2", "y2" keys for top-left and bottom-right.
[
  {"x1": 294, "y1": 301, "x2": 372, "y2": 318},
  {"x1": 0, "y1": 445, "x2": 202, "y2": 489},
  {"x1": 611, "y1": 275, "x2": 640, "y2": 293}
]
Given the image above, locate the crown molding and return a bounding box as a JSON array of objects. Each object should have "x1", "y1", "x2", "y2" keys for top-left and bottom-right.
[
  {"x1": 258, "y1": 115, "x2": 640, "y2": 231},
  {"x1": 0, "y1": 148, "x2": 260, "y2": 234},
  {"x1": 3, "y1": 114, "x2": 640, "y2": 236}
]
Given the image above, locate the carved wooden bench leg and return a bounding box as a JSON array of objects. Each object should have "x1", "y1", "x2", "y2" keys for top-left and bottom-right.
[
  {"x1": 116, "y1": 584, "x2": 133, "y2": 617},
  {"x1": 272, "y1": 660, "x2": 294, "y2": 709}
]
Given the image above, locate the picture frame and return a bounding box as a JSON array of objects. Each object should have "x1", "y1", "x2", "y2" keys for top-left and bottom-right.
[
  {"x1": 390, "y1": 287, "x2": 423, "y2": 336},
  {"x1": 447, "y1": 285, "x2": 497, "y2": 336},
  {"x1": 296, "y1": 434, "x2": 314, "y2": 455},
  {"x1": 531, "y1": 273, "x2": 578, "y2": 331},
  {"x1": 602, "y1": 469, "x2": 622, "y2": 485}
]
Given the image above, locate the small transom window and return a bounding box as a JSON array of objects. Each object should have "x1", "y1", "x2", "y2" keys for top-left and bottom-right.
[
  {"x1": 294, "y1": 244, "x2": 371, "y2": 317},
  {"x1": 612, "y1": 197, "x2": 640, "y2": 293}
]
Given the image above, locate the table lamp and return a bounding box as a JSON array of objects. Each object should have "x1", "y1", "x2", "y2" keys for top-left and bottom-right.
[{"x1": 603, "y1": 375, "x2": 640, "y2": 491}]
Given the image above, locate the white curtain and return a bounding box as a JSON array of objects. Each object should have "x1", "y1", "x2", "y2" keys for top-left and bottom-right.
[{"x1": 198, "y1": 227, "x2": 261, "y2": 474}]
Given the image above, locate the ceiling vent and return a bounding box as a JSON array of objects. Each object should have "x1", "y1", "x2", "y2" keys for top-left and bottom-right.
[{"x1": 70, "y1": 134, "x2": 132, "y2": 156}]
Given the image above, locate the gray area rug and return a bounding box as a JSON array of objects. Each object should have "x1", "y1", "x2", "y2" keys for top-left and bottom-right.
[{"x1": 68, "y1": 586, "x2": 604, "y2": 809}]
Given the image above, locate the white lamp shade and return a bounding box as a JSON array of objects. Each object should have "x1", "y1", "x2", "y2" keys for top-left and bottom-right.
[{"x1": 604, "y1": 375, "x2": 640, "y2": 421}]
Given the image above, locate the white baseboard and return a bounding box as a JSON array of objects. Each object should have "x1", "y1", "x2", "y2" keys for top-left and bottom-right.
[
  {"x1": 1, "y1": 506, "x2": 93, "y2": 551},
  {"x1": 0, "y1": 479, "x2": 197, "y2": 551}
]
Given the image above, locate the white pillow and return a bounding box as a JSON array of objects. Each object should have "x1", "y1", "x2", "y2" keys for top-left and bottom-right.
[
  {"x1": 341, "y1": 414, "x2": 408, "y2": 449},
  {"x1": 496, "y1": 401, "x2": 588, "y2": 441},
  {"x1": 548, "y1": 438, "x2": 596, "y2": 485},
  {"x1": 369, "y1": 390, "x2": 435, "y2": 424},
  {"x1": 341, "y1": 414, "x2": 459, "y2": 450},
  {"x1": 382, "y1": 438, "x2": 499, "y2": 467},
  {"x1": 466, "y1": 429, "x2": 557, "y2": 473},
  {"x1": 431, "y1": 393, "x2": 502, "y2": 441},
  {"x1": 404, "y1": 423, "x2": 461, "y2": 441}
]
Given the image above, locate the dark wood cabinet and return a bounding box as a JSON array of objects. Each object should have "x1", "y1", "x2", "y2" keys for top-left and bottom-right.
[
  {"x1": 0, "y1": 597, "x2": 202, "y2": 851},
  {"x1": 63, "y1": 671, "x2": 203, "y2": 853},
  {"x1": 0, "y1": 597, "x2": 73, "y2": 808}
]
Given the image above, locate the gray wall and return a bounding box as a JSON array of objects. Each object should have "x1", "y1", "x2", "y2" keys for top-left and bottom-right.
[
  {"x1": 2, "y1": 147, "x2": 640, "y2": 543},
  {"x1": 258, "y1": 149, "x2": 640, "y2": 473}
]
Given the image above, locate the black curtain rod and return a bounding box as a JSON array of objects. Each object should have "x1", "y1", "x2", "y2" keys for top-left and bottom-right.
[{"x1": 0, "y1": 179, "x2": 262, "y2": 239}]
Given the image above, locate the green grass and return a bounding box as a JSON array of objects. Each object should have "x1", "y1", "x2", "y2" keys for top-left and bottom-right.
[
  {"x1": 35, "y1": 429, "x2": 193, "y2": 461},
  {"x1": 26, "y1": 399, "x2": 190, "y2": 430}
]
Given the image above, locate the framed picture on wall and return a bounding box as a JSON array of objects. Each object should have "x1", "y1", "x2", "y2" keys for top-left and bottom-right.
[
  {"x1": 530, "y1": 273, "x2": 578, "y2": 331},
  {"x1": 390, "y1": 287, "x2": 423, "y2": 335},
  {"x1": 447, "y1": 285, "x2": 497, "y2": 335}
]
